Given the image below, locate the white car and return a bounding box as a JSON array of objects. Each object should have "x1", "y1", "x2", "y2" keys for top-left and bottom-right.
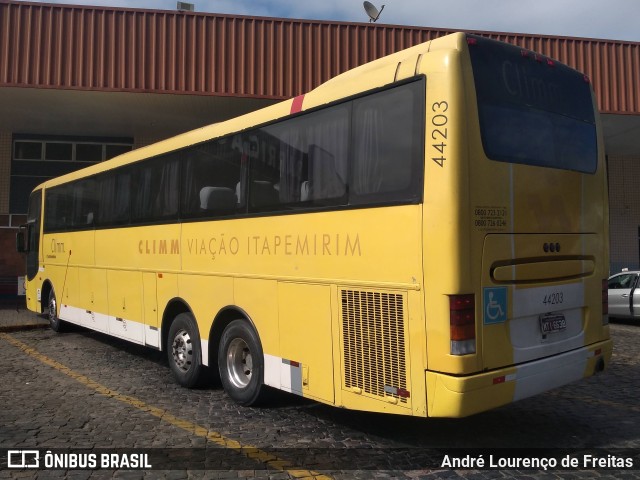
[{"x1": 608, "y1": 271, "x2": 640, "y2": 319}]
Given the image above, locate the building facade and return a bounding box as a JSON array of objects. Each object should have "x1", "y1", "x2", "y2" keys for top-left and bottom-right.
[{"x1": 1, "y1": 0, "x2": 639, "y2": 293}]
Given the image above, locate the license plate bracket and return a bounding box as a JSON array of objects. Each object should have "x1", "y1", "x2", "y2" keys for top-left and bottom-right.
[{"x1": 539, "y1": 312, "x2": 566, "y2": 335}]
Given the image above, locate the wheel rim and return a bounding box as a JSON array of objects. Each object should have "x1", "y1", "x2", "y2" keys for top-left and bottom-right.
[
  {"x1": 171, "y1": 329, "x2": 193, "y2": 372},
  {"x1": 226, "y1": 337, "x2": 253, "y2": 389},
  {"x1": 48, "y1": 296, "x2": 57, "y2": 326}
]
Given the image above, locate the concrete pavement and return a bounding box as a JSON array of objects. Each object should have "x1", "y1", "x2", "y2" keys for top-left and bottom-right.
[{"x1": 1, "y1": 319, "x2": 639, "y2": 478}]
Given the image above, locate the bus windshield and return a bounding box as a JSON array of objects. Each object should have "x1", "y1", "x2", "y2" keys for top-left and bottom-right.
[{"x1": 468, "y1": 34, "x2": 597, "y2": 174}]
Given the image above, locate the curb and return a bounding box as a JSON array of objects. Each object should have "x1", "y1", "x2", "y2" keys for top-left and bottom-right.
[{"x1": 0, "y1": 323, "x2": 49, "y2": 333}]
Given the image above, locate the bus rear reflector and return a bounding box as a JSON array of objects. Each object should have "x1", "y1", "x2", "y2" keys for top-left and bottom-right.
[{"x1": 450, "y1": 294, "x2": 476, "y2": 355}]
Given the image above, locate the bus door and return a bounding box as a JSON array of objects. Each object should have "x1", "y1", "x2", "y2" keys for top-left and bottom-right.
[
  {"x1": 21, "y1": 190, "x2": 42, "y2": 282},
  {"x1": 17, "y1": 190, "x2": 42, "y2": 311}
]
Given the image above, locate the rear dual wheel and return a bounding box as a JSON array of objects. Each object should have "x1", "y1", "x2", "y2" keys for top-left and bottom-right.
[
  {"x1": 218, "y1": 319, "x2": 268, "y2": 406},
  {"x1": 167, "y1": 313, "x2": 204, "y2": 388},
  {"x1": 167, "y1": 313, "x2": 268, "y2": 406}
]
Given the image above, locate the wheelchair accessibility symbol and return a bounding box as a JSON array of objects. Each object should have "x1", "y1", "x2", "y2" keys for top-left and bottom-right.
[{"x1": 483, "y1": 287, "x2": 507, "y2": 324}]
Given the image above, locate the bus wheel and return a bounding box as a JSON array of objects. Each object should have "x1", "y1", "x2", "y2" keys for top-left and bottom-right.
[
  {"x1": 218, "y1": 319, "x2": 267, "y2": 406},
  {"x1": 168, "y1": 313, "x2": 203, "y2": 388},
  {"x1": 48, "y1": 290, "x2": 66, "y2": 332}
]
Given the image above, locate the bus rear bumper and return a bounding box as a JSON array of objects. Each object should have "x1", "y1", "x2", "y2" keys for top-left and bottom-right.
[{"x1": 425, "y1": 339, "x2": 612, "y2": 418}]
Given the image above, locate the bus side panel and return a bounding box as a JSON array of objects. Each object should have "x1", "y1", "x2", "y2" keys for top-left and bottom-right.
[
  {"x1": 336, "y1": 286, "x2": 414, "y2": 415},
  {"x1": 74, "y1": 231, "x2": 99, "y2": 329},
  {"x1": 94, "y1": 225, "x2": 181, "y2": 346},
  {"x1": 142, "y1": 272, "x2": 159, "y2": 348},
  {"x1": 277, "y1": 282, "x2": 334, "y2": 403},
  {"x1": 421, "y1": 48, "x2": 480, "y2": 375},
  {"x1": 107, "y1": 270, "x2": 144, "y2": 344},
  {"x1": 407, "y1": 289, "x2": 428, "y2": 417},
  {"x1": 96, "y1": 225, "x2": 181, "y2": 273},
  {"x1": 44, "y1": 231, "x2": 90, "y2": 326},
  {"x1": 78, "y1": 267, "x2": 108, "y2": 333},
  {"x1": 233, "y1": 277, "x2": 280, "y2": 380},
  {"x1": 59, "y1": 267, "x2": 79, "y2": 322},
  {"x1": 157, "y1": 271, "x2": 178, "y2": 338}
]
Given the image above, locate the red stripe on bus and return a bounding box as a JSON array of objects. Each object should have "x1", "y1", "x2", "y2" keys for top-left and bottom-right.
[{"x1": 290, "y1": 95, "x2": 304, "y2": 114}]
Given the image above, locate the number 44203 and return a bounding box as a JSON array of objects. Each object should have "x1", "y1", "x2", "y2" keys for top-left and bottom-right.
[
  {"x1": 431, "y1": 101, "x2": 449, "y2": 167},
  {"x1": 543, "y1": 292, "x2": 564, "y2": 305}
]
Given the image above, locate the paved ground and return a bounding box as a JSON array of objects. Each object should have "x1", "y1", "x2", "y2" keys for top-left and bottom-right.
[
  {"x1": 0, "y1": 309, "x2": 639, "y2": 479},
  {"x1": 0, "y1": 301, "x2": 47, "y2": 331}
]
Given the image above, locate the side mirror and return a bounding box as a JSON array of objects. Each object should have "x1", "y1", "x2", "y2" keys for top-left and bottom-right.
[{"x1": 16, "y1": 226, "x2": 27, "y2": 253}]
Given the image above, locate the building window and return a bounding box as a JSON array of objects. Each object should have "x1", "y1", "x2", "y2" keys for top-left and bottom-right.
[
  {"x1": 45, "y1": 142, "x2": 73, "y2": 161},
  {"x1": 10, "y1": 135, "x2": 134, "y2": 214},
  {"x1": 76, "y1": 143, "x2": 104, "y2": 162},
  {"x1": 13, "y1": 138, "x2": 132, "y2": 163},
  {"x1": 13, "y1": 141, "x2": 43, "y2": 160}
]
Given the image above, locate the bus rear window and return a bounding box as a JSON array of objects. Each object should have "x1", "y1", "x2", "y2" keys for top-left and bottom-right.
[{"x1": 467, "y1": 34, "x2": 597, "y2": 174}]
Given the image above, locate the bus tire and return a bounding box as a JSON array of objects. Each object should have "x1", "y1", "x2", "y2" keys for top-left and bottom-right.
[
  {"x1": 218, "y1": 319, "x2": 267, "y2": 406},
  {"x1": 167, "y1": 312, "x2": 204, "y2": 388},
  {"x1": 48, "y1": 289, "x2": 66, "y2": 332}
]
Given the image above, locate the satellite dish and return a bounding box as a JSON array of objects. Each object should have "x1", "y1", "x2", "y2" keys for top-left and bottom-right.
[{"x1": 363, "y1": 1, "x2": 385, "y2": 22}]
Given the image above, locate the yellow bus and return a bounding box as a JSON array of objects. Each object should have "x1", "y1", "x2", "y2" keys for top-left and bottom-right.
[{"x1": 17, "y1": 32, "x2": 611, "y2": 417}]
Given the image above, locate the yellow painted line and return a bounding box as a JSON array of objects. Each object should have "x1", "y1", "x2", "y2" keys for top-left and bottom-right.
[{"x1": 0, "y1": 332, "x2": 332, "y2": 480}]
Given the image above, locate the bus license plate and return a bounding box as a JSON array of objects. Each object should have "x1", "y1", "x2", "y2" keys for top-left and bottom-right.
[{"x1": 539, "y1": 313, "x2": 566, "y2": 335}]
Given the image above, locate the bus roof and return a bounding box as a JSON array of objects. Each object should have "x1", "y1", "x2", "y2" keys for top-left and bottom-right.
[{"x1": 33, "y1": 32, "x2": 468, "y2": 191}]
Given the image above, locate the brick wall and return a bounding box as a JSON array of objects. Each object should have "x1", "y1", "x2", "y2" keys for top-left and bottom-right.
[
  {"x1": 0, "y1": 132, "x2": 25, "y2": 278},
  {"x1": 0, "y1": 132, "x2": 11, "y2": 214},
  {"x1": 608, "y1": 155, "x2": 640, "y2": 274}
]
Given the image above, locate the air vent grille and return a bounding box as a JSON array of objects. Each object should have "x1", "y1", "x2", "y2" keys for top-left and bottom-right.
[{"x1": 341, "y1": 289, "x2": 408, "y2": 404}]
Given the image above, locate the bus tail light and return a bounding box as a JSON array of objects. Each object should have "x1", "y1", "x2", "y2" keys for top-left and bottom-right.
[{"x1": 450, "y1": 294, "x2": 476, "y2": 355}]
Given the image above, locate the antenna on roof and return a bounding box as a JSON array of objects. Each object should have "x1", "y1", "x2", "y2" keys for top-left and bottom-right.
[{"x1": 363, "y1": 1, "x2": 385, "y2": 22}]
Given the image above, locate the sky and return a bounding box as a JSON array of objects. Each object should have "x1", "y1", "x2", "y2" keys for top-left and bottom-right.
[{"x1": 13, "y1": 0, "x2": 640, "y2": 43}]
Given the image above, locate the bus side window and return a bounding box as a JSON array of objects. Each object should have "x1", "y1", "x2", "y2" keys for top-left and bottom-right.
[
  {"x1": 307, "y1": 144, "x2": 346, "y2": 202},
  {"x1": 132, "y1": 155, "x2": 180, "y2": 223},
  {"x1": 351, "y1": 80, "x2": 424, "y2": 204},
  {"x1": 255, "y1": 102, "x2": 349, "y2": 211},
  {"x1": 44, "y1": 184, "x2": 74, "y2": 231},
  {"x1": 96, "y1": 170, "x2": 131, "y2": 227},
  {"x1": 181, "y1": 138, "x2": 243, "y2": 219},
  {"x1": 72, "y1": 178, "x2": 97, "y2": 227},
  {"x1": 247, "y1": 129, "x2": 282, "y2": 211}
]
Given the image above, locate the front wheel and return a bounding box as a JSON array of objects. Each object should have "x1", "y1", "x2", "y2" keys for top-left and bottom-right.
[
  {"x1": 167, "y1": 313, "x2": 204, "y2": 388},
  {"x1": 218, "y1": 319, "x2": 267, "y2": 406},
  {"x1": 48, "y1": 289, "x2": 67, "y2": 332}
]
